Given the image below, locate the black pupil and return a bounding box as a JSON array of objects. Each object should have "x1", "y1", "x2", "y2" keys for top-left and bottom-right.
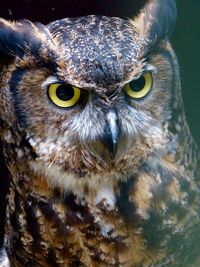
[
  {"x1": 56, "y1": 84, "x2": 74, "y2": 101},
  {"x1": 129, "y1": 76, "x2": 146, "y2": 92}
]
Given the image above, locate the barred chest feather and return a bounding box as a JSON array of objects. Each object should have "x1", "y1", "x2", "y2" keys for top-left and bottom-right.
[{"x1": 5, "y1": 154, "x2": 200, "y2": 267}]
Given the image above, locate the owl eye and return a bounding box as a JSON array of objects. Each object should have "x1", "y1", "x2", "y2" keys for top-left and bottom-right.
[
  {"x1": 48, "y1": 83, "x2": 81, "y2": 108},
  {"x1": 124, "y1": 73, "x2": 152, "y2": 99}
]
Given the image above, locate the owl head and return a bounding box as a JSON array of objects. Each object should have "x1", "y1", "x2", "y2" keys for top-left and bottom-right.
[{"x1": 0, "y1": 0, "x2": 178, "y2": 190}]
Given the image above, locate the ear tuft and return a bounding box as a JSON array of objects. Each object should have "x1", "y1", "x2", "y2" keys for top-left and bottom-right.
[
  {"x1": 0, "y1": 18, "x2": 45, "y2": 65},
  {"x1": 131, "y1": 0, "x2": 177, "y2": 43}
]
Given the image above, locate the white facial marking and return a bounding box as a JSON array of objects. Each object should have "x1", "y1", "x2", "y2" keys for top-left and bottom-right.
[
  {"x1": 29, "y1": 160, "x2": 118, "y2": 195},
  {"x1": 145, "y1": 64, "x2": 157, "y2": 73},
  {"x1": 42, "y1": 75, "x2": 60, "y2": 89}
]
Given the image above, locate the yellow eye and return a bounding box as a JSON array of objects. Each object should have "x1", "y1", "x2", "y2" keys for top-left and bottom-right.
[
  {"x1": 48, "y1": 83, "x2": 81, "y2": 108},
  {"x1": 124, "y1": 73, "x2": 152, "y2": 99}
]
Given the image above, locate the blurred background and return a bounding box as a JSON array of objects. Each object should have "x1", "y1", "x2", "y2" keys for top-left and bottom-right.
[
  {"x1": 0, "y1": 0, "x2": 199, "y2": 144},
  {"x1": 173, "y1": 1, "x2": 200, "y2": 147}
]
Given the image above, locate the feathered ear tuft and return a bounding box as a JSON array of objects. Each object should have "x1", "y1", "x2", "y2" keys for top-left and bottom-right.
[
  {"x1": 131, "y1": 0, "x2": 177, "y2": 44},
  {"x1": 0, "y1": 18, "x2": 48, "y2": 65}
]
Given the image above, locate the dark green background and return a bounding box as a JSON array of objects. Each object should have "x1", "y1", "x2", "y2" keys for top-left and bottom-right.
[
  {"x1": 0, "y1": 0, "x2": 199, "y2": 146},
  {"x1": 173, "y1": 1, "x2": 200, "y2": 146}
]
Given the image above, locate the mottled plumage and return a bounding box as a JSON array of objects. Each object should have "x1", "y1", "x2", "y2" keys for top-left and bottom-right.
[{"x1": 0, "y1": 0, "x2": 200, "y2": 266}]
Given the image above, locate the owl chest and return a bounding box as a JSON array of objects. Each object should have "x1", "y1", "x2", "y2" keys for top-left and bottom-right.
[
  {"x1": 5, "y1": 164, "x2": 199, "y2": 267},
  {"x1": 6, "y1": 182, "x2": 147, "y2": 267}
]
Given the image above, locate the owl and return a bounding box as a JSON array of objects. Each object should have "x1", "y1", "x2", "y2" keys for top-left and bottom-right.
[{"x1": 0, "y1": 0, "x2": 200, "y2": 266}]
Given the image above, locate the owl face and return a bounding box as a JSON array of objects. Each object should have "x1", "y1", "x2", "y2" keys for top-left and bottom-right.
[{"x1": 0, "y1": 13, "x2": 177, "y2": 188}]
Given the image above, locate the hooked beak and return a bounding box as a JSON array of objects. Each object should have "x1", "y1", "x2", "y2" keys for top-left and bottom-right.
[{"x1": 103, "y1": 109, "x2": 120, "y2": 159}]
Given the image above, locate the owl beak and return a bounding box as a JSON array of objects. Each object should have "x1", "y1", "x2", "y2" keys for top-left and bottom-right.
[{"x1": 104, "y1": 109, "x2": 120, "y2": 159}]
